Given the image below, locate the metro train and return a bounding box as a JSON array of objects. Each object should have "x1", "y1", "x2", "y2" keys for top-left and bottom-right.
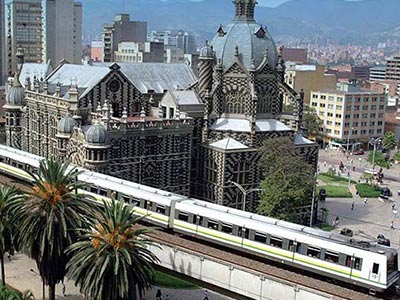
[{"x1": 0, "y1": 144, "x2": 398, "y2": 294}]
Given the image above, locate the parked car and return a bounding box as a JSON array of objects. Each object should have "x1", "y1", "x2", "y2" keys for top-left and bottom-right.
[{"x1": 353, "y1": 149, "x2": 364, "y2": 155}]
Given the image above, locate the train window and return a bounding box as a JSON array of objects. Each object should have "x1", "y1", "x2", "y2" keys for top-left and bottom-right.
[
  {"x1": 372, "y1": 263, "x2": 379, "y2": 274},
  {"x1": 296, "y1": 242, "x2": 302, "y2": 253},
  {"x1": 288, "y1": 240, "x2": 295, "y2": 251},
  {"x1": 221, "y1": 223, "x2": 233, "y2": 234},
  {"x1": 354, "y1": 257, "x2": 362, "y2": 270},
  {"x1": 156, "y1": 205, "x2": 166, "y2": 215},
  {"x1": 90, "y1": 186, "x2": 97, "y2": 193},
  {"x1": 325, "y1": 251, "x2": 339, "y2": 263},
  {"x1": 345, "y1": 256, "x2": 352, "y2": 267},
  {"x1": 192, "y1": 215, "x2": 200, "y2": 224},
  {"x1": 238, "y1": 227, "x2": 249, "y2": 239},
  {"x1": 121, "y1": 195, "x2": 130, "y2": 203},
  {"x1": 307, "y1": 246, "x2": 321, "y2": 258},
  {"x1": 387, "y1": 254, "x2": 398, "y2": 274},
  {"x1": 254, "y1": 232, "x2": 267, "y2": 243},
  {"x1": 270, "y1": 236, "x2": 283, "y2": 248},
  {"x1": 178, "y1": 212, "x2": 189, "y2": 222},
  {"x1": 130, "y1": 198, "x2": 140, "y2": 206},
  {"x1": 99, "y1": 189, "x2": 107, "y2": 196},
  {"x1": 207, "y1": 219, "x2": 219, "y2": 230}
]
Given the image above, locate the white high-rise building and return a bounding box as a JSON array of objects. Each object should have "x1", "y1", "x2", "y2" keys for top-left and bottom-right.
[{"x1": 45, "y1": 0, "x2": 82, "y2": 65}]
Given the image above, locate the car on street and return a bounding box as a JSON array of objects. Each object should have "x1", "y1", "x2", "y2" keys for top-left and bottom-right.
[{"x1": 353, "y1": 149, "x2": 364, "y2": 155}]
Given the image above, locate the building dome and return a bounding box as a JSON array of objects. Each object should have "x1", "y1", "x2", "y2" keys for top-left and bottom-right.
[
  {"x1": 57, "y1": 115, "x2": 75, "y2": 134},
  {"x1": 210, "y1": 1, "x2": 277, "y2": 71},
  {"x1": 5, "y1": 76, "x2": 25, "y2": 106},
  {"x1": 85, "y1": 123, "x2": 108, "y2": 144},
  {"x1": 199, "y1": 41, "x2": 214, "y2": 58}
]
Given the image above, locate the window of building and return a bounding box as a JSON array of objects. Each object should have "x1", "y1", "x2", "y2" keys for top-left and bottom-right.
[
  {"x1": 206, "y1": 159, "x2": 217, "y2": 183},
  {"x1": 233, "y1": 161, "x2": 250, "y2": 184}
]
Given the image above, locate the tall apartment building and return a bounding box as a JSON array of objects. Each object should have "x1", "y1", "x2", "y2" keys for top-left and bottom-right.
[
  {"x1": 386, "y1": 56, "x2": 400, "y2": 81},
  {"x1": 90, "y1": 41, "x2": 103, "y2": 62},
  {"x1": 0, "y1": 0, "x2": 5, "y2": 84},
  {"x1": 310, "y1": 87, "x2": 386, "y2": 149},
  {"x1": 45, "y1": 0, "x2": 82, "y2": 65},
  {"x1": 102, "y1": 14, "x2": 147, "y2": 62},
  {"x1": 7, "y1": 0, "x2": 43, "y2": 76}
]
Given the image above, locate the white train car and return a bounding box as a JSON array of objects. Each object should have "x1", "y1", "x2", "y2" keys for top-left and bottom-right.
[
  {"x1": 0, "y1": 144, "x2": 398, "y2": 293},
  {"x1": 173, "y1": 199, "x2": 399, "y2": 293}
]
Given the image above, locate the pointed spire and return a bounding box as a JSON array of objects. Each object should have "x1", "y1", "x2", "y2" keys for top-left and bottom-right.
[{"x1": 235, "y1": 46, "x2": 239, "y2": 57}]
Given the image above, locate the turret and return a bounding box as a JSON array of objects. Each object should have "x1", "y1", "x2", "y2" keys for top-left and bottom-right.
[
  {"x1": 234, "y1": 0, "x2": 257, "y2": 22},
  {"x1": 198, "y1": 41, "x2": 215, "y2": 99}
]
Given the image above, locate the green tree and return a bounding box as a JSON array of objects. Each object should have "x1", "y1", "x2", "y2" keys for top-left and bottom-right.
[
  {"x1": 0, "y1": 285, "x2": 34, "y2": 300},
  {"x1": 383, "y1": 131, "x2": 397, "y2": 152},
  {"x1": 258, "y1": 136, "x2": 315, "y2": 222},
  {"x1": 0, "y1": 186, "x2": 22, "y2": 286},
  {"x1": 66, "y1": 199, "x2": 159, "y2": 300},
  {"x1": 367, "y1": 151, "x2": 389, "y2": 168},
  {"x1": 8, "y1": 159, "x2": 94, "y2": 300},
  {"x1": 302, "y1": 105, "x2": 321, "y2": 139}
]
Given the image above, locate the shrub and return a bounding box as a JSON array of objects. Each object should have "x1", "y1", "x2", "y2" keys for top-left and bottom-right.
[{"x1": 356, "y1": 183, "x2": 382, "y2": 198}]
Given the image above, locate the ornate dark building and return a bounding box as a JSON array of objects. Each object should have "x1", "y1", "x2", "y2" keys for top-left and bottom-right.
[{"x1": 4, "y1": 0, "x2": 318, "y2": 217}]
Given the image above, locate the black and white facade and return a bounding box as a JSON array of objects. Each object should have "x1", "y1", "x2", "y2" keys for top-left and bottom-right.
[{"x1": 4, "y1": 0, "x2": 318, "y2": 218}]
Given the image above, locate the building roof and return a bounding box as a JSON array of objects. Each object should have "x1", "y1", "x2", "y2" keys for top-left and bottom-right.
[
  {"x1": 47, "y1": 64, "x2": 110, "y2": 98},
  {"x1": 294, "y1": 134, "x2": 315, "y2": 146},
  {"x1": 171, "y1": 90, "x2": 201, "y2": 105},
  {"x1": 210, "y1": 118, "x2": 291, "y2": 133},
  {"x1": 94, "y1": 62, "x2": 197, "y2": 94},
  {"x1": 211, "y1": 21, "x2": 277, "y2": 71},
  {"x1": 210, "y1": 137, "x2": 249, "y2": 150},
  {"x1": 20, "y1": 62, "x2": 53, "y2": 86}
]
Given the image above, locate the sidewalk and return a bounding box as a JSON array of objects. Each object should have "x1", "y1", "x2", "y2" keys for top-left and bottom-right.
[{"x1": 4, "y1": 254, "x2": 233, "y2": 300}]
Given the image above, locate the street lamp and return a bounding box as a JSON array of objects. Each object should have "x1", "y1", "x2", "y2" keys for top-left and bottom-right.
[
  {"x1": 228, "y1": 181, "x2": 263, "y2": 211},
  {"x1": 369, "y1": 137, "x2": 382, "y2": 170}
]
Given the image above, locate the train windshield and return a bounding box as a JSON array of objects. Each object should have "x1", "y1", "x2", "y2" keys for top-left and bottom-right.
[{"x1": 387, "y1": 254, "x2": 398, "y2": 276}]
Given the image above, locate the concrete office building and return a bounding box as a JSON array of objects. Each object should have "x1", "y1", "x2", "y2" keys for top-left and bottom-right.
[
  {"x1": 102, "y1": 14, "x2": 147, "y2": 62},
  {"x1": 311, "y1": 87, "x2": 386, "y2": 149},
  {"x1": 114, "y1": 41, "x2": 164, "y2": 63},
  {"x1": 370, "y1": 66, "x2": 386, "y2": 81},
  {"x1": 7, "y1": 0, "x2": 43, "y2": 76},
  {"x1": 45, "y1": 0, "x2": 82, "y2": 65},
  {"x1": 284, "y1": 63, "x2": 336, "y2": 105},
  {"x1": 91, "y1": 41, "x2": 103, "y2": 62},
  {"x1": 0, "y1": 0, "x2": 5, "y2": 84},
  {"x1": 386, "y1": 56, "x2": 400, "y2": 81}
]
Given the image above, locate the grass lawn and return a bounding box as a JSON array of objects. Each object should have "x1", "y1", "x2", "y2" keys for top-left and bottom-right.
[
  {"x1": 318, "y1": 173, "x2": 357, "y2": 185},
  {"x1": 356, "y1": 183, "x2": 382, "y2": 198},
  {"x1": 319, "y1": 224, "x2": 336, "y2": 231},
  {"x1": 154, "y1": 271, "x2": 198, "y2": 289},
  {"x1": 318, "y1": 185, "x2": 352, "y2": 198}
]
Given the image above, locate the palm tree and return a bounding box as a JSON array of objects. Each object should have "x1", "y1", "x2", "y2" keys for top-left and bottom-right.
[
  {"x1": 0, "y1": 186, "x2": 23, "y2": 286},
  {"x1": 66, "y1": 199, "x2": 159, "y2": 300},
  {"x1": 8, "y1": 158, "x2": 94, "y2": 300}
]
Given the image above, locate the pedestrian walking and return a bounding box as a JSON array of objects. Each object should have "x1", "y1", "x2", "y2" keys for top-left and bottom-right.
[
  {"x1": 351, "y1": 201, "x2": 355, "y2": 211},
  {"x1": 392, "y1": 203, "x2": 396, "y2": 211},
  {"x1": 335, "y1": 216, "x2": 339, "y2": 226},
  {"x1": 203, "y1": 290, "x2": 209, "y2": 300},
  {"x1": 393, "y1": 209, "x2": 398, "y2": 219},
  {"x1": 355, "y1": 191, "x2": 359, "y2": 198},
  {"x1": 364, "y1": 198, "x2": 367, "y2": 204},
  {"x1": 391, "y1": 221, "x2": 395, "y2": 230},
  {"x1": 156, "y1": 289, "x2": 162, "y2": 300}
]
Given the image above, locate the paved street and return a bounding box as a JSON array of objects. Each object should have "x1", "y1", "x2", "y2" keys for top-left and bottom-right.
[
  {"x1": 4, "y1": 253, "x2": 233, "y2": 300},
  {"x1": 318, "y1": 148, "x2": 400, "y2": 248}
]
